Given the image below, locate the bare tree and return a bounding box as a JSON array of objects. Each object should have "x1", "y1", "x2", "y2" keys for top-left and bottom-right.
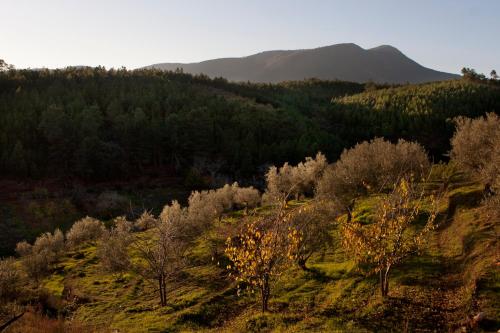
[{"x1": 132, "y1": 206, "x2": 187, "y2": 306}]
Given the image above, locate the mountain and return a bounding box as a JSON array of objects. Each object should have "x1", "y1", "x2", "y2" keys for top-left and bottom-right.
[{"x1": 145, "y1": 43, "x2": 460, "y2": 84}]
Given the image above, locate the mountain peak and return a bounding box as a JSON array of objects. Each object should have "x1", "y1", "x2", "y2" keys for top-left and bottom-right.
[{"x1": 146, "y1": 43, "x2": 459, "y2": 84}]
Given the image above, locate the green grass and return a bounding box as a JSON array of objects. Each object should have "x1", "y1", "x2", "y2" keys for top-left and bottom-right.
[{"x1": 31, "y1": 183, "x2": 499, "y2": 332}]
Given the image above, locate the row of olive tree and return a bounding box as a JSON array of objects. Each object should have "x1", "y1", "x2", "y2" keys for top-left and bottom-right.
[
  {"x1": 226, "y1": 114, "x2": 500, "y2": 311},
  {"x1": 14, "y1": 217, "x2": 106, "y2": 282},
  {"x1": 94, "y1": 182, "x2": 262, "y2": 307},
  {"x1": 225, "y1": 140, "x2": 437, "y2": 311}
]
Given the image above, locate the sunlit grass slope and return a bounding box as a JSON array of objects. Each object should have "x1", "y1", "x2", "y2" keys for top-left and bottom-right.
[{"x1": 39, "y1": 183, "x2": 498, "y2": 332}]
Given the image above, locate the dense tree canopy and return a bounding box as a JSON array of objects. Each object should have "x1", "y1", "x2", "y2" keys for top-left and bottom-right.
[{"x1": 0, "y1": 68, "x2": 499, "y2": 182}]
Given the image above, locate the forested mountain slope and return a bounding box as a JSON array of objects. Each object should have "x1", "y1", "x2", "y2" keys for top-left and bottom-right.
[{"x1": 0, "y1": 69, "x2": 498, "y2": 182}]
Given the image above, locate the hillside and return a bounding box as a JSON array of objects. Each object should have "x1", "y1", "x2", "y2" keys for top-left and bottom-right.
[
  {"x1": 1, "y1": 69, "x2": 499, "y2": 258},
  {"x1": 146, "y1": 44, "x2": 460, "y2": 84},
  {"x1": 5, "y1": 181, "x2": 498, "y2": 332},
  {"x1": 1, "y1": 111, "x2": 498, "y2": 332}
]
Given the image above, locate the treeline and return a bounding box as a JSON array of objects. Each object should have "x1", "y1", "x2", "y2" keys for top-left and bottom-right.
[
  {"x1": 1, "y1": 68, "x2": 499, "y2": 181},
  {"x1": 2, "y1": 113, "x2": 497, "y2": 317}
]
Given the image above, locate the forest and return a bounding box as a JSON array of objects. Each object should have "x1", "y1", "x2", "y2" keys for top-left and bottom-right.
[
  {"x1": 0, "y1": 68, "x2": 499, "y2": 332},
  {"x1": 1, "y1": 68, "x2": 499, "y2": 180}
]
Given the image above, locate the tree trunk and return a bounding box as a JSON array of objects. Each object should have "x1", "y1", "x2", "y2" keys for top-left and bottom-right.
[
  {"x1": 298, "y1": 258, "x2": 309, "y2": 271},
  {"x1": 484, "y1": 183, "x2": 493, "y2": 196},
  {"x1": 0, "y1": 312, "x2": 25, "y2": 332},
  {"x1": 346, "y1": 210, "x2": 352, "y2": 223},
  {"x1": 261, "y1": 275, "x2": 270, "y2": 312},
  {"x1": 379, "y1": 265, "x2": 391, "y2": 298},
  {"x1": 158, "y1": 275, "x2": 167, "y2": 306},
  {"x1": 384, "y1": 266, "x2": 390, "y2": 297},
  {"x1": 346, "y1": 200, "x2": 355, "y2": 223},
  {"x1": 379, "y1": 270, "x2": 385, "y2": 297},
  {"x1": 158, "y1": 276, "x2": 164, "y2": 306}
]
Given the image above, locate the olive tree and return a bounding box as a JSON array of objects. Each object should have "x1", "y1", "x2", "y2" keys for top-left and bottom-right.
[
  {"x1": 0, "y1": 258, "x2": 24, "y2": 332},
  {"x1": 0, "y1": 258, "x2": 21, "y2": 301},
  {"x1": 317, "y1": 138, "x2": 430, "y2": 221},
  {"x1": 15, "y1": 229, "x2": 65, "y2": 282},
  {"x1": 450, "y1": 113, "x2": 499, "y2": 193},
  {"x1": 66, "y1": 216, "x2": 106, "y2": 247},
  {"x1": 97, "y1": 217, "x2": 133, "y2": 277},
  {"x1": 134, "y1": 210, "x2": 157, "y2": 231},
  {"x1": 264, "y1": 152, "x2": 328, "y2": 204},
  {"x1": 233, "y1": 186, "x2": 261, "y2": 214}
]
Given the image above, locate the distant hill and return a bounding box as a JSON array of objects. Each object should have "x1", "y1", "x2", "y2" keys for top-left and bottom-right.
[{"x1": 146, "y1": 43, "x2": 460, "y2": 84}]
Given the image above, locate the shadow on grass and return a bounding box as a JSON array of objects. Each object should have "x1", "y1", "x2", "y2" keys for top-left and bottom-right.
[{"x1": 305, "y1": 267, "x2": 339, "y2": 283}]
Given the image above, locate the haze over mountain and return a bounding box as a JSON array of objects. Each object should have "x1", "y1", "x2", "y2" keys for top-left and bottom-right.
[{"x1": 146, "y1": 43, "x2": 459, "y2": 84}]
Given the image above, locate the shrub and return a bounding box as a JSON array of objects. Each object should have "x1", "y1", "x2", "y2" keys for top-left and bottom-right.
[{"x1": 66, "y1": 216, "x2": 105, "y2": 247}]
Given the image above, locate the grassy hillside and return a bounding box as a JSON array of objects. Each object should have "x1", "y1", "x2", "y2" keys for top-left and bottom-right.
[{"x1": 7, "y1": 181, "x2": 498, "y2": 333}]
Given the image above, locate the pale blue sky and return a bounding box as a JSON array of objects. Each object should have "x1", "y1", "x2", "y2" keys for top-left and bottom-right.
[{"x1": 1, "y1": 0, "x2": 499, "y2": 75}]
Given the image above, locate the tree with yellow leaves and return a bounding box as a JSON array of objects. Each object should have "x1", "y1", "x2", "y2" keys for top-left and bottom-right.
[
  {"x1": 341, "y1": 177, "x2": 438, "y2": 297},
  {"x1": 225, "y1": 204, "x2": 299, "y2": 312},
  {"x1": 287, "y1": 202, "x2": 334, "y2": 270}
]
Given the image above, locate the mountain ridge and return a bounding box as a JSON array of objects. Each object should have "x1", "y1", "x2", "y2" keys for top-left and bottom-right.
[{"x1": 145, "y1": 43, "x2": 460, "y2": 84}]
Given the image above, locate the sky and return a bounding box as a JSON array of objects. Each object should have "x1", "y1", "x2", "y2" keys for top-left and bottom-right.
[{"x1": 1, "y1": 0, "x2": 499, "y2": 75}]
